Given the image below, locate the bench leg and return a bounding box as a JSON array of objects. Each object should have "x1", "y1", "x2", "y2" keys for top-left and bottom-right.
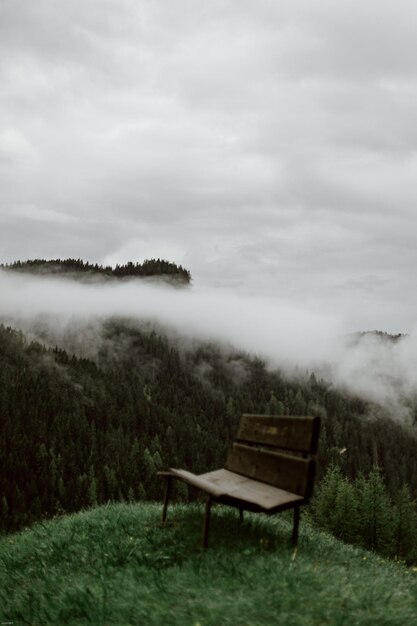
[
  {"x1": 239, "y1": 508, "x2": 244, "y2": 523},
  {"x1": 202, "y1": 497, "x2": 212, "y2": 549},
  {"x1": 162, "y1": 475, "x2": 172, "y2": 522},
  {"x1": 292, "y1": 505, "x2": 300, "y2": 549}
]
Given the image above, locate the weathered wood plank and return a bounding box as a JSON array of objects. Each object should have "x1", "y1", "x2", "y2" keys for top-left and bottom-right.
[
  {"x1": 199, "y1": 468, "x2": 248, "y2": 489},
  {"x1": 225, "y1": 442, "x2": 315, "y2": 497},
  {"x1": 165, "y1": 468, "x2": 226, "y2": 498},
  {"x1": 199, "y1": 468, "x2": 304, "y2": 510},
  {"x1": 236, "y1": 414, "x2": 320, "y2": 454}
]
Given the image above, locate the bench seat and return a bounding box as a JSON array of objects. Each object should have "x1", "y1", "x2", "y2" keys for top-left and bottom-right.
[{"x1": 168, "y1": 467, "x2": 304, "y2": 511}]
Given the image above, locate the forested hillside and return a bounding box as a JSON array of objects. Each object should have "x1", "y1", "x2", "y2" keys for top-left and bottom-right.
[
  {"x1": 1, "y1": 320, "x2": 417, "y2": 534},
  {"x1": 1, "y1": 258, "x2": 191, "y2": 284}
]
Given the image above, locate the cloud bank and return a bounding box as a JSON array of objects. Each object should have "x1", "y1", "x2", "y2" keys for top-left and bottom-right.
[
  {"x1": 1, "y1": 270, "x2": 416, "y2": 422},
  {"x1": 0, "y1": 269, "x2": 341, "y2": 364}
]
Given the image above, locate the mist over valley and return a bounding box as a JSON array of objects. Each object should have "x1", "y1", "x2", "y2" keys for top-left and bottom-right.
[{"x1": 1, "y1": 262, "x2": 416, "y2": 423}]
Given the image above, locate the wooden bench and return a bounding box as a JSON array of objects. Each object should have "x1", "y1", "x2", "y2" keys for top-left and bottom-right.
[{"x1": 159, "y1": 414, "x2": 320, "y2": 549}]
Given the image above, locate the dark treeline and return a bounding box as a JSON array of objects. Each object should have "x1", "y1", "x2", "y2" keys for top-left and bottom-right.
[
  {"x1": 311, "y1": 465, "x2": 417, "y2": 564},
  {"x1": 348, "y1": 330, "x2": 407, "y2": 343},
  {"x1": 1, "y1": 321, "x2": 417, "y2": 534},
  {"x1": 1, "y1": 258, "x2": 192, "y2": 283}
]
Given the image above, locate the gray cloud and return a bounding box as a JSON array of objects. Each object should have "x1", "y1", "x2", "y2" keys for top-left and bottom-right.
[{"x1": 1, "y1": 0, "x2": 417, "y2": 331}]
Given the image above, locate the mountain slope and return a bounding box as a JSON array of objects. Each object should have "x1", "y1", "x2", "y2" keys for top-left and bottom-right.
[
  {"x1": 1, "y1": 502, "x2": 416, "y2": 625},
  {"x1": 1, "y1": 320, "x2": 417, "y2": 534}
]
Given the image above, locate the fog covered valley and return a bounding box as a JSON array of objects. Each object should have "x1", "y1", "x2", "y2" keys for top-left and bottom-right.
[{"x1": 1, "y1": 260, "x2": 417, "y2": 537}]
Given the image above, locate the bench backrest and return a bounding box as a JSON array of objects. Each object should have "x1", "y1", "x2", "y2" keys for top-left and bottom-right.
[{"x1": 225, "y1": 414, "x2": 320, "y2": 499}]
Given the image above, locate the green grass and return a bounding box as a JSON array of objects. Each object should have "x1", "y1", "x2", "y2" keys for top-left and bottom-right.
[{"x1": 1, "y1": 503, "x2": 417, "y2": 625}]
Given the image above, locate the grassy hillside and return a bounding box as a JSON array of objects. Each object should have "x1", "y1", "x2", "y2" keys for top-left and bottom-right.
[{"x1": 1, "y1": 503, "x2": 416, "y2": 625}]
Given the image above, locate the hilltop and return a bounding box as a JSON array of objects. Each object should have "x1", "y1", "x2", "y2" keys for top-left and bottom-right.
[
  {"x1": 1, "y1": 502, "x2": 416, "y2": 625},
  {"x1": 0, "y1": 258, "x2": 192, "y2": 285}
]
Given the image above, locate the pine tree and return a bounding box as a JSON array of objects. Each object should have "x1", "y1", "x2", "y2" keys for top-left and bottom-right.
[
  {"x1": 333, "y1": 477, "x2": 360, "y2": 544},
  {"x1": 267, "y1": 392, "x2": 283, "y2": 416},
  {"x1": 310, "y1": 465, "x2": 343, "y2": 534},
  {"x1": 292, "y1": 389, "x2": 306, "y2": 415},
  {"x1": 356, "y1": 467, "x2": 393, "y2": 555},
  {"x1": 138, "y1": 483, "x2": 147, "y2": 500},
  {"x1": 392, "y1": 485, "x2": 417, "y2": 562}
]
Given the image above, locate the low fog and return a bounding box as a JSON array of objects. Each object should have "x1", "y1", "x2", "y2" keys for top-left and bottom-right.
[{"x1": 1, "y1": 270, "x2": 416, "y2": 422}]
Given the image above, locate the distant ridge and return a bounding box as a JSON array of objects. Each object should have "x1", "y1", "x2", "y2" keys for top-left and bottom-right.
[
  {"x1": 346, "y1": 330, "x2": 407, "y2": 344},
  {"x1": 1, "y1": 258, "x2": 192, "y2": 285}
]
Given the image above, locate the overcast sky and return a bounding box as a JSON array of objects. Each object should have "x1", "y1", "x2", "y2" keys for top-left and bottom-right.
[{"x1": 1, "y1": 0, "x2": 417, "y2": 332}]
